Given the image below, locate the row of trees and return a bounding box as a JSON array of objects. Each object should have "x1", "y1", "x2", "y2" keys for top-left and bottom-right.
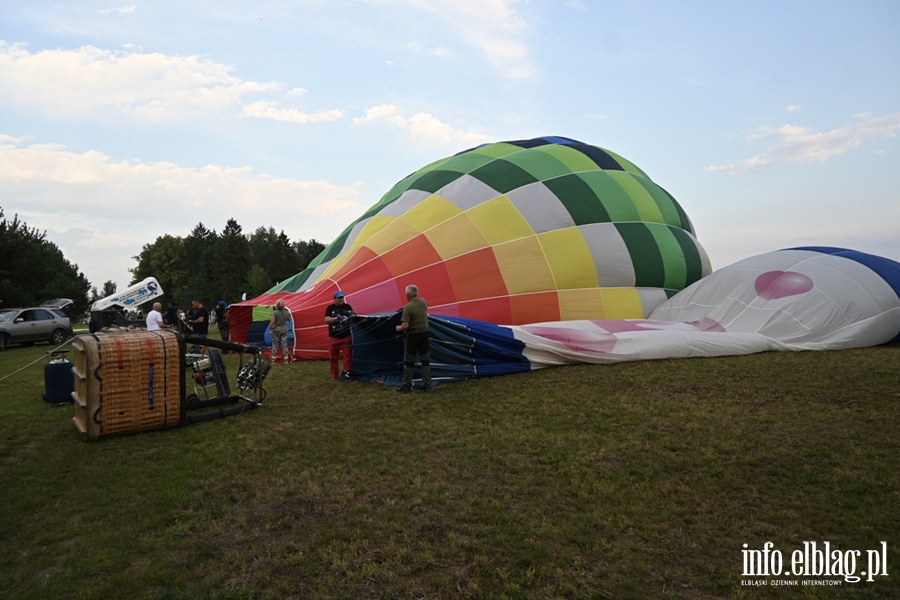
[
  {"x1": 0, "y1": 208, "x2": 92, "y2": 316},
  {"x1": 129, "y1": 219, "x2": 326, "y2": 309}
]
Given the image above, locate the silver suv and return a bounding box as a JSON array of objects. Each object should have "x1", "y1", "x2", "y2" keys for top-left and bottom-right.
[{"x1": 0, "y1": 299, "x2": 74, "y2": 351}]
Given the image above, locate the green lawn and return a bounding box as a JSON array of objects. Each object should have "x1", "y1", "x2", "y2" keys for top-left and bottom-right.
[{"x1": 1, "y1": 336, "x2": 898, "y2": 599}]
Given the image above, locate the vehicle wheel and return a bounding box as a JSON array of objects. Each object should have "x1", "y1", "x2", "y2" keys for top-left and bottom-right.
[
  {"x1": 0, "y1": 334, "x2": 7, "y2": 351},
  {"x1": 49, "y1": 329, "x2": 68, "y2": 346}
]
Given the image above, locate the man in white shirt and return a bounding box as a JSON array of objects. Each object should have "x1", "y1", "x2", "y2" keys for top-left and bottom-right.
[{"x1": 146, "y1": 302, "x2": 168, "y2": 331}]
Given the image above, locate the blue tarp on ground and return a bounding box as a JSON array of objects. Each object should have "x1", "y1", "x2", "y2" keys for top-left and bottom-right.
[{"x1": 348, "y1": 313, "x2": 530, "y2": 387}]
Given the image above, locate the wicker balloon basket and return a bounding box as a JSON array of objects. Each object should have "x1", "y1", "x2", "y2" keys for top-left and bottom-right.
[{"x1": 71, "y1": 330, "x2": 185, "y2": 441}]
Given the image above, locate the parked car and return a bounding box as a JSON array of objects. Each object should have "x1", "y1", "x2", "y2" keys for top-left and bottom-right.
[{"x1": 0, "y1": 299, "x2": 74, "y2": 351}]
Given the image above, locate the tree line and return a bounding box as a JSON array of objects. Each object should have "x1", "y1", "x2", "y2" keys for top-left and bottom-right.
[
  {"x1": 129, "y1": 218, "x2": 326, "y2": 309},
  {"x1": 0, "y1": 208, "x2": 92, "y2": 316}
]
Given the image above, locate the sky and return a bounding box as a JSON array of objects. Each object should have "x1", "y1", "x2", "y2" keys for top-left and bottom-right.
[{"x1": 1, "y1": 0, "x2": 899, "y2": 292}]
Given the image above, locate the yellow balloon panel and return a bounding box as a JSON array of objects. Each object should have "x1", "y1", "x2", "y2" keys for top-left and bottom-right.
[
  {"x1": 600, "y1": 288, "x2": 645, "y2": 319},
  {"x1": 493, "y1": 236, "x2": 556, "y2": 295},
  {"x1": 400, "y1": 194, "x2": 461, "y2": 233},
  {"x1": 425, "y1": 213, "x2": 491, "y2": 260},
  {"x1": 558, "y1": 288, "x2": 605, "y2": 321},
  {"x1": 364, "y1": 217, "x2": 421, "y2": 256},
  {"x1": 351, "y1": 216, "x2": 393, "y2": 249},
  {"x1": 537, "y1": 228, "x2": 600, "y2": 290},
  {"x1": 466, "y1": 196, "x2": 535, "y2": 245}
]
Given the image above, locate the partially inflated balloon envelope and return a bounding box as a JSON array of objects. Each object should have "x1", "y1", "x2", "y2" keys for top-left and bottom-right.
[
  {"x1": 509, "y1": 247, "x2": 900, "y2": 366},
  {"x1": 231, "y1": 136, "x2": 711, "y2": 358},
  {"x1": 345, "y1": 247, "x2": 900, "y2": 384}
]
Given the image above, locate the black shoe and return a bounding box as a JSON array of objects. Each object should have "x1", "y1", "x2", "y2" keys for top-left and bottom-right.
[
  {"x1": 395, "y1": 386, "x2": 411, "y2": 394},
  {"x1": 423, "y1": 386, "x2": 434, "y2": 393},
  {"x1": 340, "y1": 370, "x2": 351, "y2": 380}
]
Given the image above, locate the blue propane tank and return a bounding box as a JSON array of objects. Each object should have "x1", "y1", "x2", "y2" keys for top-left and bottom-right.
[{"x1": 43, "y1": 350, "x2": 74, "y2": 404}]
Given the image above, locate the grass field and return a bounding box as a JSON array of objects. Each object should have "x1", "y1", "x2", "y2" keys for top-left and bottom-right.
[{"x1": 0, "y1": 335, "x2": 898, "y2": 599}]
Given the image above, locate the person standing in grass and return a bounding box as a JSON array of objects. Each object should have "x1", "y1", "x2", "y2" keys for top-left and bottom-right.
[
  {"x1": 395, "y1": 284, "x2": 432, "y2": 393},
  {"x1": 145, "y1": 302, "x2": 168, "y2": 331},
  {"x1": 164, "y1": 302, "x2": 182, "y2": 332},
  {"x1": 188, "y1": 299, "x2": 209, "y2": 338},
  {"x1": 268, "y1": 299, "x2": 292, "y2": 363},
  {"x1": 214, "y1": 300, "x2": 231, "y2": 343},
  {"x1": 324, "y1": 291, "x2": 355, "y2": 379}
]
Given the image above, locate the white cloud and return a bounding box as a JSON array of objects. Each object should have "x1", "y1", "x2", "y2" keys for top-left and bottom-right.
[
  {"x1": 0, "y1": 137, "x2": 365, "y2": 286},
  {"x1": 403, "y1": 0, "x2": 535, "y2": 81},
  {"x1": 242, "y1": 101, "x2": 344, "y2": 124},
  {"x1": 406, "y1": 40, "x2": 454, "y2": 57},
  {"x1": 352, "y1": 104, "x2": 491, "y2": 147},
  {"x1": 0, "y1": 136, "x2": 361, "y2": 217},
  {"x1": 0, "y1": 41, "x2": 279, "y2": 121},
  {"x1": 98, "y1": 5, "x2": 136, "y2": 15},
  {"x1": 706, "y1": 113, "x2": 900, "y2": 175},
  {"x1": 785, "y1": 105, "x2": 802, "y2": 112}
]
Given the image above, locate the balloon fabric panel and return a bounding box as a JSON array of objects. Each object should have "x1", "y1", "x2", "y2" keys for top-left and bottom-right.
[
  {"x1": 469, "y1": 159, "x2": 539, "y2": 194},
  {"x1": 331, "y1": 245, "x2": 379, "y2": 279},
  {"x1": 500, "y1": 148, "x2": 575, "y2": 181},
  {"x1": 493, "y1": 236, "x2": 557, "y2": 294},
  {"x1": 334, "y1": 256, "x2": 393, "y2": 297},
  {"x1": 353, "y1": 216, "x2": 395, "y2": 249},
  {"x1": 440, "y1": 151, "x2": 496, "y2": 173},
  {"x1": 408, "y1": 169, "x2": 465, "y2": 194},
  {"x1": 601, "y1": 288, "x2": 646, "y2": 319},
  {"x1": 570, "y1": 143, "x2": 629, "y2": 171},
  {"x1": 443, "y1": 248, "x2": 508, "y2": 302},
  {"x1": 537, "y1": 228, "x2": 600, "y2": 290},
  {"x1": 505, "y1": 182, "x2": 578, "y2": 233},
  {"x1": 532, "y1": 143, "x2": 606, "y2": 173},
  {"x1": 581, "y1": 223, "x2": 637, "y2": 287},
  {"x1": 614, "y1": 223, "x2": 667, "y2": 289},
  {"x1": 605, "y1": 171, "x2": 665, "y2": 224},
  {"x1": 580, "y1": 171, "x2": 643, "y2": 222},
  {"x1": 397, "y1": 261, "x2": 458, "y2": 307},
  {"x1": 399, "y1": 195, "x2": 461, "y2": 232},
  {"x1": 633, "y1": 176, "x2": 684, "y2": 227},
  {"x1": 465, "y1": 197, "x2": 535, "y2": 245},
  {"x1": 557, "y1": 288, "x2": 605, "y2": 321},
  {"x1": 543, "y1": 174, "x2": 613, "y2": 225},
  {"x1": 509, "y1": 292, "x2": 561, "y2": 324},
  {"x1": 647, "y1": 225, "x2": 689, "y2": 290},
  {"x1": 669, "y1": 227, "x2": 706, "y2": 285},
  {"x1": 424, "y1": 213, "x2": 490, "y2": 261},
  {"x1": 380, "y1": 234, "x2": 444, "y2": 278},
  {"x1": 360, "y1": 218, "x2": 420, "y2": 257}
]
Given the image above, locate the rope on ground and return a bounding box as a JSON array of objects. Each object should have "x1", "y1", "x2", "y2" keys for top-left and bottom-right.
[{"x1": 0, "y1": 339, "x2": 74, "y2": 383}]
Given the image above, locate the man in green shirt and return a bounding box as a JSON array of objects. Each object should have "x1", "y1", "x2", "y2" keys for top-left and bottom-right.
[{"x1": 395, "y1": 284, "x2": 432, "y2": 393}]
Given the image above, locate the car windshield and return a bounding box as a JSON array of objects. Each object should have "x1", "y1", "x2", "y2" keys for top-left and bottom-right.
[{"x1": 0, "y1": 310, "x2": 15, "y2": 323}]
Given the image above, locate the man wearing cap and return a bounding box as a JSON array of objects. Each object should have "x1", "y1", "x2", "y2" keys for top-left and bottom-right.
[{"x1": 324, "y1": 291, "x2": 355, "y2": 379}]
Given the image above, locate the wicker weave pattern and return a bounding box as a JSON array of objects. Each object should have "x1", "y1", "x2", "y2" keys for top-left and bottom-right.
[{"x1": 72, "y1": 330, "x2": 184, "y2": 440}]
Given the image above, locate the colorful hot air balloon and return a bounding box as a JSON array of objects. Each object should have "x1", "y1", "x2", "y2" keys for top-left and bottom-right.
[{"x1": 230, "y1": 136, "x2": 711, "y2": 359}]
